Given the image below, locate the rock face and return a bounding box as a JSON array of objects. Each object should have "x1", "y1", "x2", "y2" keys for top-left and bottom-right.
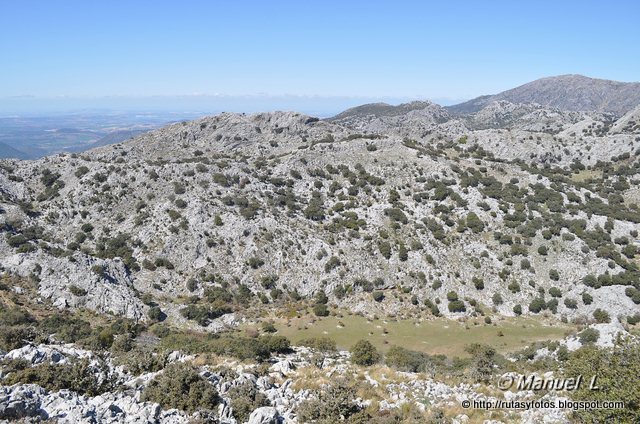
[
  {"x1": 447, "y1": 74, "x2": 640, "y2": 116},
  {"x1": 0, "y1": 384, "x2": 187, "y2": 423},
  {"x1": 247, "y1": 406, "x2": 281, "y2": 424}
]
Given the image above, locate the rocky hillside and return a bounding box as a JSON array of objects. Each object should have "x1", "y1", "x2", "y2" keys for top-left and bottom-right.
[
  {"x1": 447, "y1": 75, "x2": 640, "y2": 116},
  {"x1": 2, "y1": 102, "x2": 640, "y2": 423},
  {"x1": 0, "y1": 102, "x2": 639, "y2": 330}
]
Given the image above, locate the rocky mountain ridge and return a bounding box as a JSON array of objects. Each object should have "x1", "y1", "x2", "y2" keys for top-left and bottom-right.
[
  {"x1": 1, "y1": 100, "x2": 639, "y2": 329},
  {"x1": 447, "y1": 74, "x2": 640, "y2": 116}
]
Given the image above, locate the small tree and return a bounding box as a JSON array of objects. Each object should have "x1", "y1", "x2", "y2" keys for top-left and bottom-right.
[
  {"x1": 593, "y1": 308, "x2": 610, "y2": 323},
  {"x1": 350, "y1": 340, "x2": 380, "y2": 366}
]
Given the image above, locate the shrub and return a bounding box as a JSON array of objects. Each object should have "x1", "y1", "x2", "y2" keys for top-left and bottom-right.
[
  {"x1": 513, "y1": 304, "x2": 522, "y2": 315},
  {"x1": 593, "y1": 309, "x2": 610, "y2": 323},
  {"x1": 472, "y1": 277, "x2": 484, "y2": 290},
  {"x1": 75, "y1": 166, "x2": 90, "y2": 178},
  {"x1": 68, "y1": 285, "x2": 87, "y2": 296},
  {"x1": 465, "y1": 343, "x2": 499, "y2": 383},
  {"x1": 39, "y1": 313, "x2": 92, "y2": 343},
  {"x1": 627, "y1": 314, "x2": 640, "y2": 325},
  {"x1": 549, "y1": 287, "x2": 562, "y2": 297},
  {"x1": 247, "y1": 256, "x2": 265, "y2": 269},
  {"x1": 313, "y1": 303, "x2": 329, "y2": 317},
  {"x1": 546, "y1": 298, "x2": 559, "y2": 314},
  {"x1": 466, "y1": 212, "x2": 485, "y2": 233},
  {"x1": 180, "y1": 304, "x2": 231, "y2": 326},
  {"x1": 582, "y1": 292, "x2": 593, "y2": 305},
  {"x1": 385, "y1": 345, "x2": 429, "y2": 372},
  {"x1": 298, "y1": 337, "x2": 337, "y2": 352},
  {"x1": 350, "y1": 339, "x2": 380, "y2": 366},
  {"x1": 297, "y1": 379, "x2": 362, "y2": 423},
  {"x1": 448, "y1": 300, "x2": 466, "y2": 312},
  {"x1": 556, "y1": 345, "x2": 569, "y2": 361},
  {"x1": 148, "y1": 306, "x2": 164, "y2": 321},
  {"x1": 154, "y1": 257, "x2": 174, "y2": 269},
  {"x1": 384, "y1": 208, "x2": 408, "y2": 224},
  {"x1": 372, "y1": 291, "x2": 384, "y2": 302},
  {"x1": 2, "y1": 358, "x2": 114, "y2": 396},
  {"x1": 398, "y1": 244, "x2": 408, "y2": 261},
  {"x1": 261, "y1": 322, "x2": 277, "y2": 333},
  {"x1": 578, "y1": 328, "x2": 600, "y2": 344},
  {"x1": 378, "y1": 241, "x2": 392, "y2": 259},
  {"x1": 227, "y1": 380, "x2": 269, "y2": 422},
  {"x1": 324, "y1": 256, "x2": 340, "y2": 273},
  {"x1": 529, "y1": 297, "x2": 546, "y2": 313},
  {"x1": 564, "y1": 341, "x2": 640, "y2": 423},
  {"x1": 141, "y1": 363, "x2": 219, "y2": 413}
]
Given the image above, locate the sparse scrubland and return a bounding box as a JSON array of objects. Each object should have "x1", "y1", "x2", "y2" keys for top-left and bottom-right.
[{"x1": 1, "y1": 93, "x2": 640, "y2": 422}]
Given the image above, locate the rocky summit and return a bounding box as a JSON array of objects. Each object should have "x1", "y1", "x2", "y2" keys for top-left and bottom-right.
[{"x1": 1, "y1": 87, "x2": 640, "y2": 423}]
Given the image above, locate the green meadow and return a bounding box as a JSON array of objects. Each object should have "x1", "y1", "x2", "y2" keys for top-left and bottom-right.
[{"x1": 267, "y1": 314, "x2": 571, "y2": 357}]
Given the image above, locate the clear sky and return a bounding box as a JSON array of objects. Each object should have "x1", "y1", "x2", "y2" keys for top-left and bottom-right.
[{"x1": 1, "y1": 0, "x2": 639, "y2": 102}]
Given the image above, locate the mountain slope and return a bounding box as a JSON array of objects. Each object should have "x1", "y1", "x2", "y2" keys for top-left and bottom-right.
[
  {"x1": 1, "y1": 107, "x2": 639, "y2": 328},
  {"x1": 448, "y1": 75, "x2": 640, "y2": 116}
]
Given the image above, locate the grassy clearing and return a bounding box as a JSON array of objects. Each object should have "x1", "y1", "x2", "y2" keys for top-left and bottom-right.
[
  {"x1": 569, "y1": 169, "x2": 603, "y2": 182},
  {"x1": 261, "y1": 314, "x2": 571, "y2": 357}
]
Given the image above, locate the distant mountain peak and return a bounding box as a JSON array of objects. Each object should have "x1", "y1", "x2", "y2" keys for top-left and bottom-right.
[
  {"x1": 328, "y1": 100, "x2": 439, "y2": 121},
  {"x1": 447, "y1": 75, "x2": 640, "y2": 116}
]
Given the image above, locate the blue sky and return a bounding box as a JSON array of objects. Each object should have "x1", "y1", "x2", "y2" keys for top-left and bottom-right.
[{"x1": 1, "y1": 0, "x2": 639, "y2": 103}]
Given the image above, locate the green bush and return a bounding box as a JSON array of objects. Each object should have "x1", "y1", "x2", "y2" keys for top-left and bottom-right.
[
  {"x1": 472, "y1": 277, "x2": 484, "y2": 290},
  {"x1": 578, "y1": 328, "x2": 600, "y2": 344},
  {"x1": 564, "y1": 341, "x2": 640, "y2": 423},
  {"x1": 148, "y1": 306, "x2": 164, "y2": 321},
  {"x1": 528, "y1": 297, "x2": 546, "y2": 313},
  {"x1": 385, "y1": 345, "x2": 430, "y2": 372},
  {"x1": 448, "y1": 300, "x2": 466, "y2": 313},
  {"x1": 298, "y1": 337, "x2": 337, "y2": 352},
  {"x1": 227, "y1": 380, "x2": 269, "y2": 422},
  {"x1": 297, "y1": 379, "x2": 362, "y2": 423},
  {"x1": 324, "y1": 256, "x2": 340, "y2": 273},
  {"x1": 465, "y1": 212, "x2": 485, "y2": 233},
  {"x1": 350, "y1": 339, "x2": 380, "y2": 366},
  {"x1": 2, "y1": 358, "x2": 114, "y2": 396},
  {"x1": 313, "y1": 303, "x2": 329, "y2": 317},
  {"x1": 180, "y1": 304, "x2": 231, "y2": 326},
  {"x1": 593, "y1": 308, "x2": 611, "y2": 323},
  {"x1": 378, "y1": 241, "x2": 392, "y2": 259},
  {"x1": 548, "y1": 287, "x2": 562, "y2": 297},
  {"x1": 141, "y1": 363, "x2": 219, "y2": 413},
  {"x1": 465, "y1": 343, "x2": 500, "y2": 383}
]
